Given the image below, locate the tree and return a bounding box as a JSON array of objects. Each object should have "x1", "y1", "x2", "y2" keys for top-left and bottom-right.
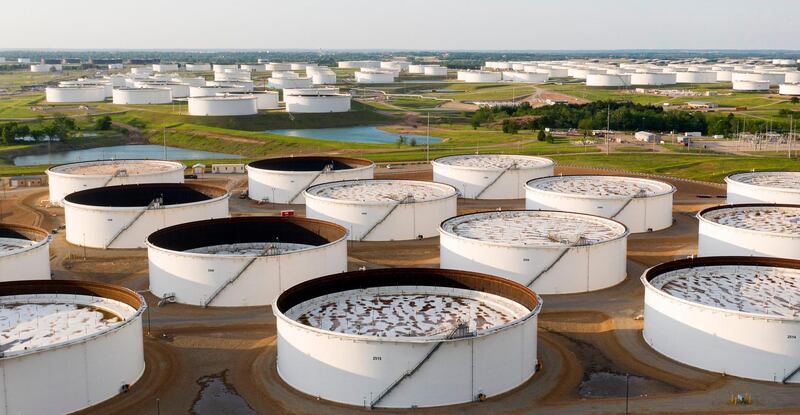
[
  {"x1": 578, "y1": 117, "x2": 593, "y2": 137},
  {"x1": 396, "y1": 135, "x2": 407, "y2": 147},
  {"x1": 792, "y1": 97, "x2": 799, "y2": 104},
  {"x1": 501, "y1": 119, "x2": 519, "y2": 134},
  {"x1": 95, "y1": 115, "x2": 112, "y2": 131},
  {"x1": 409, "y1": 137, "x2": 417, "y2": 147},
  {"x1": 537, "y1": 129, "x2": 547, "y2": 141}
]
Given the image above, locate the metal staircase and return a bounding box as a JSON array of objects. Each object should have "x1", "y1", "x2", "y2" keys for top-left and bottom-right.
[
  {"x1": 287, "y1": 164, "x2": 333, "y2": 204},
  {"x1": 104, "y1": 197, "x2": 161, "y2": 249},
  {"x1": 359, "y1": 194, "x2": 413, "y2": 241},
  {"x1": 100, "y1": 169, "x2": 129, "y2": 188},
  {"x1": 783, "y1": 364, "x2": 800, "y2": 384},
  {"x1": 201, "y1": 243, "x2": 279, "y2": 307},
  {"x1": 525, "y1": 233, "x2": 589, "y2": 287},
  {"x1": 369, "y1": 322, "x2": 471, "y2": 408},
  {"x1": 473, "y1": 162, "x2": 517, "y2": 199},
  {"x1": 609, "y1": 188, "x2": 647, "y2": 219}
]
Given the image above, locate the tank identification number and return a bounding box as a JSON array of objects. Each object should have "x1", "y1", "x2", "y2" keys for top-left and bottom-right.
[
  {"x1": 373, "y1": 356, "x2": 382, "y2": 361},
  {"x1": 789, "y1": 335, "x2": 797, "y2": 340}
]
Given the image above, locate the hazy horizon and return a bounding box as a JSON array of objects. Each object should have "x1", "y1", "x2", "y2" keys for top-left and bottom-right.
[{"x1": 1, "y1": 0, "x2": 798, "y2": 50}]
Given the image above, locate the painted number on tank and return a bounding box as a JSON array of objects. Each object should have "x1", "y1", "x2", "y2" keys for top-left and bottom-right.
[
  {"x1": 789, "y1": 335, "x2": 797, "y2": 339},
  {"x1": 373, "y1": 356, "x2": 382, "y2": 361}
]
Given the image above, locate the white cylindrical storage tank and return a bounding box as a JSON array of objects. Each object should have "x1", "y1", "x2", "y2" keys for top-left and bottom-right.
[
  {"x1": 63, "y1": 183, "x2": 229, "y2": 249},
  {"x1": 268, "y1": 77, "x2": 313, "y2": 89},
  {"x1": 247, "y1": 156, "x2": 374, "y2": 204},
  {"x1": 586, "y1": 73, "x2": 632, "y2": 87},
  {"x1": 252, "y1": 91, "x2": 279, "y2": 109},
  {"x1": 152, "y1": 63, "x2": 178, "y2": 72},
  {"x1": 779, "y1": 83, "x2": 800, "y2": 96},
  {"x1": 354, "y1": 70, "x2": 395, "y2": 84},
  {"x1": 271, "y1": 71, "x2": 299, "y2": 79},
  {"x1": 187, "y1": 95, "x2": 258, "y2": 116},
  {"x1": 432, "y1": 154, "x2": 555, "y2": 199},
  {"x1": 133, "y1": 81, "x2": 190, "y2": 98},
  {"x1": 212, "y1": 64, "x2": 238, "y2": 72},
  {"x1": 284, "y1": 92, "x2": 351, "y2": 113},
  {"x1": 185, "y1": 63, "x2": 211, "y2": 72},
  {"x1": 732, "y1": 80, "x2": 770, "y2": 91},
  {"x1": 106, "y1": 74, "x2": 127, "y2": 87},
  {"x1": 542, "y1": 66, "x2": 569, "y2": 78},
  {"x1": 30, "y1": 64, "x2": 60, "y2": 72},
  {"x1": 0, "y1": 280, "x2": 146, "y2": 415},
  {"x1": 408, "y1": 64, "x2": 425, "y2": 74},
  {"x1": 785, "y1": 72, "x2": 800, "y2": 84},
  {"x1": 525, "y1": 175, "x2": 675, "y2": 233},
  {"x1": 676, "y1": 71, "x2": 717, "y2": 84},
  {"x1": 60, "y1": 80, "x2": 113, "y2": 98},
  {"x1": 290, "y1": 63, "x2": 309, "y2": 70},
  {"x1": 308, "y1": 70, "x2": 336, "y2": 85},
  {"x1": 630, "y1": 72, "x2": 677, "y2": 86},
  {"x1": 725, "y1": 171, "x2": 800, "y2": 204},
  {"x1": 265, "y1": 62, "x2": 292, "y2": 71},
  {"x1": 45, "y1": 86, "x2": 106, "y2": 103},
  {"x1": 189, "y1": 85, "x2": 247, "y2": 97},
  {"x1": 0, "y1": 223, "x2": 52, "y2": 281},
  {"x1": 461, "y1": 71, "x2": 502, "y2": 83},
  {"x1": 172, "y1": 76, "x2": 206, "y2": 87},
  {"x1": 112, "y1": 87, "x2": 172, "y2": 104},
  {"x1": 305, "y1": 179, "x2": 457, "y2": 241},
  {"x1": 642, "y1": 256, "x2": 800, "y2": 384},
  {"x1": 240, "y1": 63, "x2": 266, "y2": 72},
  {"x1": 697, "y1": 204, "x2": 800, "y2": 259},
  {"x1": 423, "y1": 65, "x2": 448, "y2": 76},
  {"x1": 440, "y1": 210, "x2": 628, "y2": 294},
  {"x1": 715, "y1": 70, "x2": 733, "y2": 82},
  {"x1": 147, "y1": 216, "x2": 348, "y2": 307},
  {"x1": 504, "y1": 71, "x2": 549, "y2": 83},
  {"x1": 207, "y1": 79, "x2": 254, "y2": 91},
  {"x1": 46, "y1": 159, "x2": 185, "y2": 205},
  {"x1": 275, "y1": 268, "x2": 542, "y2": 408}
]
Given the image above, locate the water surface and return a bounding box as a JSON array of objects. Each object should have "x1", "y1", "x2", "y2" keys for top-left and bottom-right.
[
  {"x1": 14, "y1": 144, "x2": 241, "y2": 166},
  {"x1": 268, "y1": 126, "x2": 442, "y2": 144}
]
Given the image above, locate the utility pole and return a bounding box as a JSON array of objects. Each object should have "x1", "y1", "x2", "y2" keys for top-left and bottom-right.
[
  {"x1": 789, "y1": 115, "x2": 794, "y2": 159},
  {"x1": 606, "y1": 103, "x2": 610, "y2": 155},
  {"x1": 163, "y1": 126, "x2": 167, "y2": 160}
]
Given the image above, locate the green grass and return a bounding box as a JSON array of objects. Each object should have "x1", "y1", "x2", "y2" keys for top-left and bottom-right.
[{"x1": 551, "y1": 153, "x2": 800, "y2": 183}]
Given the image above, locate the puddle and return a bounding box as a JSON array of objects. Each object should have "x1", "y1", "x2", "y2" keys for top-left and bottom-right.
[
  {"x1": 192, "y1": 370, "x2": 256, "y2": 415},
  {"x1": 578, "y1": 371, "x2": 680, "y2": 398}
]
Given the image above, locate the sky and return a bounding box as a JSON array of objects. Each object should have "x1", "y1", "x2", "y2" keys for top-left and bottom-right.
[{"x1": 1, "y1": 0, "x2": 797, "y2": 50}]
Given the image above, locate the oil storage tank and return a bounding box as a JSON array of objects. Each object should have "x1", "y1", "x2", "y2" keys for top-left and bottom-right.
[
  {"x1": 0, "y1": 223, "x2": 52, "y2": 281},
  {"x1": 46, "y1": 86, "x2": 107, "y2": 103},
  {"x1": 0, "y1": 279, "x2": 146, "y2": 415},
  {"x1": 147, "y1": 216, "x2": 348, "y2": 307},
  {"x1": 187, "y1": 95, "x2": 258, "y2": 116},
  {"x1": 63, "y1": 183, "x2": 229, "y2": 249},
  {"x1": 46, "y1": 159, "x2": 186, "y2": 205},
  {"x1": 642, "y1": 256, "x2": 800, "y2": 384},
  {"x1": 274, "y1": 268, "x2": 542, "y2": 408},
  {"x1": 525, "y1": 175, "x2": 675, "y2": 233},
  {"x1": 247, "y1": 156, "x2": 374, "y2": 204},
  {"x1": 726, "y1": 171, "x2": 800, "y2": 204},
  {"x1": 432, "y1": 154, "x2": 555, "y2": 199},
  {"x1": 112, "y1": 87, "x2": 172, "y2": 104},
  {"x1": 440, "y1": 210, "x2": 628, "y2": 294},
  {"x1": 305, "y1": 179, "x2": 457, "y2": 241},
  {"x1": 284, "y1": 89, "x2": 351, "y2": 113},
  {"x1": 697, "y1": 204, "x2": 800, "y2": 259}
]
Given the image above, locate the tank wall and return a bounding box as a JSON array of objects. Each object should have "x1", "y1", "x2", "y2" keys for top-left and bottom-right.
[
  {"x1": 0, "y1": 315, "x2": 144, "y2": 415},
  {"x1": 254, "y1": 92, "x2": 280, "y2": 109},
  {"x1": 697, "y1": 221, "x2": 800, "y2": 259},
  {"x1": 188, "y1": 98, "x2": 257, "y2": 116},
  {"x1": 433, "y1": 164, "x2": 553, "y2": 199},
  {"x1": 148, "y1": 238, "x2": 347, "y2": 306},
  {"x1": 306, "y1": 196, "x2": 457, "y2": 241},
  {"x1": 247, "y1": 166, "x2": 374, "y2": 204},
  {"x1": 47, "y1": 168, "x2": 185, "y2": 205},
  {"x1": 112, "y1": 89, "x2": 172, "y2": 104},
  {"x1": 65, "y1": 197, "x2": 229, "y2": 249},
  {"x1": 440, "y1": 235, "x2": 626, "y2": 294},
  {"x1": 643, "y1": 287, "x2": 800, "y2": 383},
  {"x1": 0, "y1": 239, "x2": 51, "y2": 281},
  {"x1": 276, "y1": 314, "x2": 537, "y2": 408},
  {"x1": 726, "y1": 181, "x2": 800, "y2": 204},
  {"x1": 285, "y1": 95, "x2": 351, "y2": 113},
  {"x1": 526, "y1": 190, "x2": 672, "y2": 233},
  {"x1": 46, "y1": 87, "x2": 106, "y2": 103}
]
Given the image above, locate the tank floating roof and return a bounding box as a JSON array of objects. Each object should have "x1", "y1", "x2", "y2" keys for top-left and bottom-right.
[
  {"x1": 435, "y1": 154, "x2": 554, "y2": 170},
  {"x1": 275, "y1": 268, "x2": 541, "y2": 335},
  {"x1": 727, "y1": 171, "x2": 800, "y2": 190},
  {"x1": 527, "y1": 175, "x2": 675, "y2": 198},
  {"x1": 63, "y1": 183, "x2": 226, "y2": 207},
  {"x1": 643, "y1": 256, "x2": 800, "y2": 319},
  {"x1": 0, "y1": 223, "x2": 49, "y2": 243},
  {"x1": 306, "y1": 179, "x2": 456, "y2": 203},
  {"x1": 147, "y1": 216, "x2": 347, "y2": 252},
  {"x1": 0, "y1": 279, "x2": 145, "y2": 357},
  {"x1": 48, "y1": 159, "x2": 184, "y2": 176},
  {"x1": 699, "y1": 204, "x2": 800, "y2": 235},
  {"x1": 247, "y1": 156, "x2": 372, "y2": 172},
  {"x1": 441, "y1": 210, "x2": 627, "y2": 247}
]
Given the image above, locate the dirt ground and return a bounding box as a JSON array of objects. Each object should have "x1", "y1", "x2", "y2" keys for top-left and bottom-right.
[{"x1": 2, "y1": 164, "x2": 798, "y2": 415}]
